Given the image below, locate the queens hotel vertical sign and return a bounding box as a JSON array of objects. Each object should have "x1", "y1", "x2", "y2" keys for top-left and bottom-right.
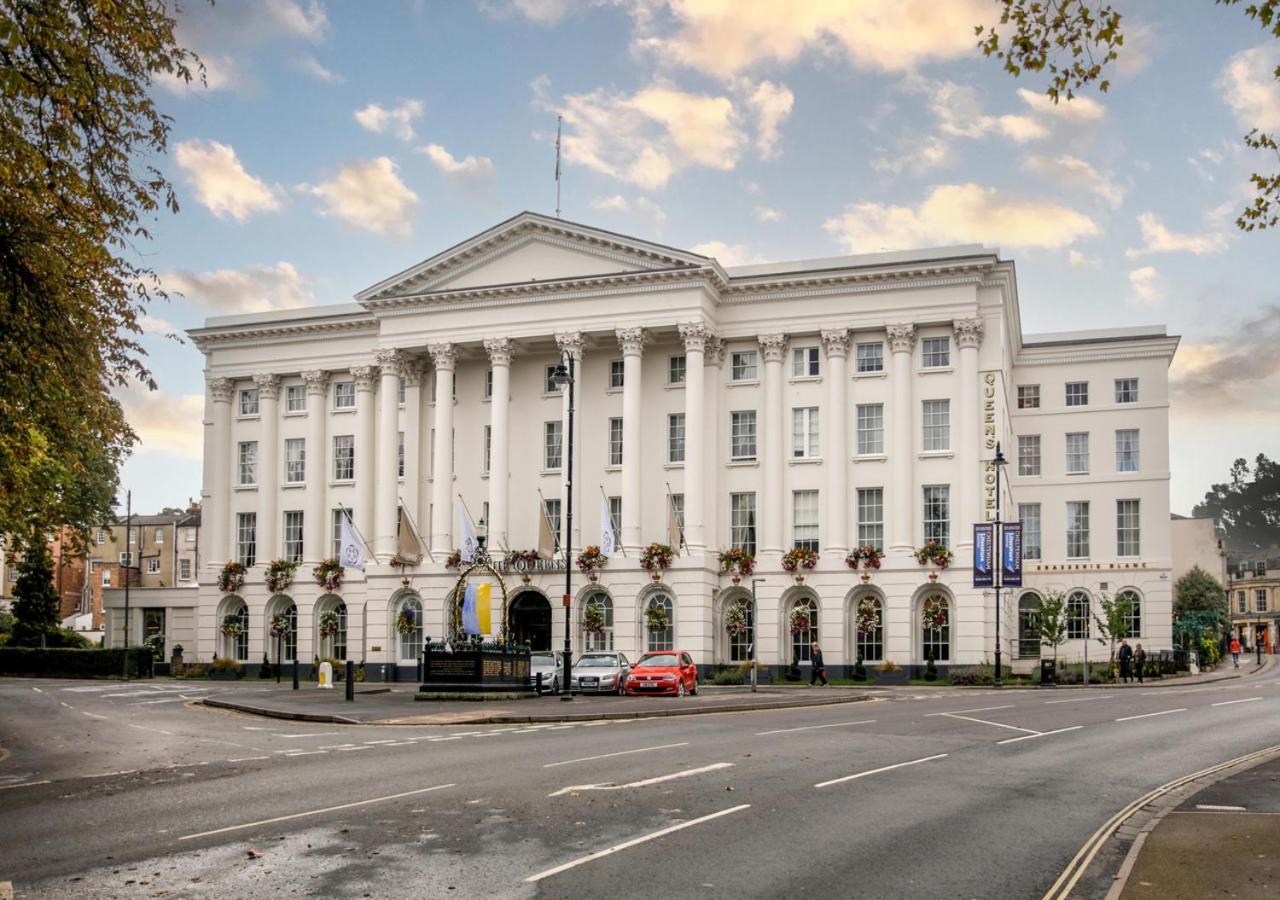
[{"x1": 982, "y1": 371, "x2": 998, "y2": 522}]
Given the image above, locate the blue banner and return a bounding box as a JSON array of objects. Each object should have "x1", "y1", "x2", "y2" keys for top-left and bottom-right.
[
  {"x1": 1002, "y1": 523, "x2": 1023, "y2": 588},
  {"x1": 973, "y1": 523, "x2": 994, "y2": 588}
]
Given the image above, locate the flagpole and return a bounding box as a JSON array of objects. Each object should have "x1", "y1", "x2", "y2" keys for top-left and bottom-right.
[
  {"x1": 536, "y1": 488, "x2": 559, "y2": 560},
  {"x1": 398, "y1": 499, "x2": 432, "y2": 562},
  {"x1": 337, "y1": 502, "x2": 377, "y2": 562},
  {"x1": 554, "y1": 114, "x2": 562, "y2": 219}
]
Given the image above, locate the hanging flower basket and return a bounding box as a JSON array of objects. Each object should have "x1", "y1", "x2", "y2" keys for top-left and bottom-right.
[
  {"x1": 576, "y1": 545, "x2": 607, "y2": 576},
  {"x1": 789, "y1": 607, "x2": 813, "y2": 635},
  {"x1": 445, "y1": 549, "x2": 463, "y2": 570},
  {"x1": 265, "y1": 559, "x2": 297, "y2": 594},
  {"x1": 781, "y1": 547, "x2": 819, "y2": 575},
  {"x1": 855, "y1": 598, "x2": 881, "y2": 637},
  {"x1": 645, "y1": 601, "x2": 670, "y2": 632},
  {"x1": 640, "y1": 542, "x2": 675, "y2": 573},
  {"x1": 717, "y1": 548, "x2": 756, "y2": 580},
  {"x1": 220, "y1": 614, "x2": 244, "y2": 637},
  {"x1": 914, "y1": 541, "x2": 953, "y2": 569},
  {"x1": 318, "y1": 611, "x2": 340, "y2": 637},
  {"x1": 505, "y1": 549, "x2": 541, "y2": 568},
  {"x1": 725, "y1": 600, "x2": 750, "y2": 637},
  {"x1": 582, "y1": 599, "x2": 607, "y2": 635},
  {"x1": 217, "y1": 561, "x2": 246, "y2": 594},
  {"x1": 313, "y1": 558, "x2": 344, "y2": 592},
  {"x1": 922, "y1": 596, "x2": 948, "y2": 631},
  {"x1": 396, "y1": 607, "x2": 417, "y2": 635},
  {"x1": 269, "y1": 614, "x2": 291, "y2": 638},
  {"x1": 845, "y1": 546, "x2": 883, "y2": 571}
]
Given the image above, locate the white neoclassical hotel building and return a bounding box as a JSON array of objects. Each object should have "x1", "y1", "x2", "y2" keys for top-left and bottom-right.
[{"x1": 189, "y1": 212, "x2": 1179, "y2": 678}]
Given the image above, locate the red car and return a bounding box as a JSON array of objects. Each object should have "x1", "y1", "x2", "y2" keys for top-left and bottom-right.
[{"x1": 624, "y1": 650, "x2": 699, "y2": 696}]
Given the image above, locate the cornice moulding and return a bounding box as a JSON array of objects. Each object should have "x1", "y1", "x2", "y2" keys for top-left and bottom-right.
[{"x1": 188, "y1": 316, "x2": 377, "y2": 350}]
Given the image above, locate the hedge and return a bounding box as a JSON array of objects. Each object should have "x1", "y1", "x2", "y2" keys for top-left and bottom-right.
[{"x1": 0, "y1": 647, "x2": 153, "y2": 678}]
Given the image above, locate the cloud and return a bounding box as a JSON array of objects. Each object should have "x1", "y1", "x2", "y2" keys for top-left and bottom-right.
[
  {"x1": 354, "y1": 99, "x2": 425, "y2": 141},
  {"x1": 588, "y1": 193, "x2": 667, "y2": 229},
  {"x1": 754, "y1": 205, "x2": 782, "y2": 222},
  {"x1": 1125, "y1": 212, "x2": 1228, "y2": 257},
  {"x1": 163, "y1": 262, "x2": 312, "y2": 314},
  {"x1": 537, "y1": 77, "x2": 746, "y2": 189},
  {"x1": 634, "y1": 0, "x2": 990, "y2": 79},
  {"x1": 824, "y1": 183, "x2": 1098, "y2": 252},
  {"x1": 691, "y1": 240, "x2": 765, "y2": 267},
  {"x1": 154, "y1": 54, "x2": 238, "y2": 94},
  {"x1": 294, "y1": 54, "x2": 343, "y2": 83},
  {"x1": 420, "y1": 144, "x2": 496, "y2": 187},
  {"x1": 1068, "y1": 249, "x2": 1094, "y2": 266},
  {"x1": 1015, "y1": 88, "x2": 1106, "y2": 123},
  {"x1": 1218, "y1": 44, "x2": 1280, "y2": 132},
  {"x1": 745, "y1": 80, "x2": 794, "y2": 158},
  {"x1": 871, "y1": 135, "x2": 953, "y2": 175},
  {"x1": 917, "y1": 81, "x2": 1046, "y2": 143},
  {"x1": 1172, "y1": 305, "x2": 1280, "y2": 419},
  {"x1": 1022, "y1": 154, "x2": 1125, "y2": 208},
  {"x1": 509, "y1": 0, "x2": 573, "y2": 23},
  {"x1": 1128, "y1": 266, "x2": 1161, "y2": 303},
  {"x1": 262, "y1": 0, "x2": 329, "y2": 40},
  {"x1": 174, "y1": 139, "x2": 281, "y2": 221},
  {"x1": 300, "y1": 157, "x2": 419, "y2": 236},
  {"x1": 592, "y1": 194, "x2": 630, "y2": 212},
  {"x1": 116, "y1": 384, "x2": 205, "y2": 460},
  {"x1": 138, "y1": 314, "x2": 178, "y2": 336}
]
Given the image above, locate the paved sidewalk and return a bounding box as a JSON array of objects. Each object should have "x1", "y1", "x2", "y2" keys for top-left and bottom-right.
[{"x1": 199, "y1": 683, "x2": 874, "y2": 725}]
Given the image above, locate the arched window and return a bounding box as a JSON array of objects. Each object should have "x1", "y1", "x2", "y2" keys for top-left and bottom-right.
[
  {"x1": 398, "y1": 596, "x2": 424, "y2": 661},
  {"x1": 1118, "y1": 590, "x2": 1141, "y2": 638},
  {"x1": 789, "y1": 597, "x2": 818, "y2": 663},
  {"x1": 726, "y1": 597, "x2": 753, "y2": 662},
  {"x1": 582, "y1": 592, "x2": 613, "y2": 652},
  {"x1": 1018, "y1": 593, "x2": 1042, "y2": 658},
  {"x1": 855, "y1": 596, "x2": 883, "y2": 663},
  {"x1": 331, "y1": 602, "x2": 347, "y2": 660},
  {"x1": 921, "y1": 594, "x2": 950, "y2": 662},
  {"x1": 270, "y1": 602, "x2": 298, "y2": 663},
  {"x1": 1067, "y1": 591, "x2": 1090, "y2": 640},
  {"x1": 645, "y1": 593, "x2": 674, "y2": 652},
  {"x1": 224, "y1": 600, "x2": 249, "y2": 662}
]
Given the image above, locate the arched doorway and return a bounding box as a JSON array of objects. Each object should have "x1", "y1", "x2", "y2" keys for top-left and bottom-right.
[
  {"x1": 1018, "y1": 592, "x2": 1042, "y2": 658},
  {"x1": 509, "y1": 591, "x2": 551, "y2": 650}
]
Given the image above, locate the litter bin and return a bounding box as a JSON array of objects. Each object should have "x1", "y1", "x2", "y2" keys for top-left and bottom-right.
[{"x1": 1040, "y1": 658, "x2": 1057, "y2": 686}]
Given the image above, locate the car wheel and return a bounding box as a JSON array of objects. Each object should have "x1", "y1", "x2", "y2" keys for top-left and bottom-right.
[
  {"x1": 690, "y1": 679, "x2": 698, "y2": 696},
  {"x1": 552, "y1": 677, "x2": 559, "y2": 695},
  {"x1": 617, "y1": 682, "x2": 625, "y2": 695},
  {"x1": 677, "y1": 681, "x2": 686, "y2": 698}
]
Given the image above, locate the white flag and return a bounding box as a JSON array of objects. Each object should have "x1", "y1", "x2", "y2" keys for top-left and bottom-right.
[
  {"x1": 339, "y1": 513, "x2": 365, "y2": 571},
  {"x1": 459, "y1": 504, "x2": 477, "y2": 563},
  {"x1": 600, "y1": 496, "x2": 617, "y2": 558}
]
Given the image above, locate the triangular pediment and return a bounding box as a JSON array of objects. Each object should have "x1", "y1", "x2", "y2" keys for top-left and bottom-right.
[{"x1": 356, "y1": 211, "x2": 713, "y2": 304}]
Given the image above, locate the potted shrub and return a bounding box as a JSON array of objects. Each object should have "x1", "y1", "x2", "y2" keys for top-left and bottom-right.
[
  {"x1": 313, "y1": 558, "x2": 344, "y2": 592},
  {"x1": 576, "y1": 545, "x2": 607, "y2": 581},
  {"x1": 876, "y1": 659, "x2": 908, "y2": 685},
  {"x1": 171, "y1": 643, "x2": 185, "y2": 665},
  {"x1": 265, "y1": 559, "x2": 298, "y2": 593},
  {"x1": 211, "y1": 656, "x2": 243, "y2": 680},
  {"x1": 781, "y1": 547, "x2": 819, "y2": 583},
  {"x1": 217, "y1": 561, "x2": 246, "y2": 594},
  {"x1": 717, "y1": 548, "x2": 756, "y2": 584},
  {"x1": 924, "y1": 651, "x2": 938, "y2": 682},
  {"x1": 640, "y1": 542, "x2": 675, "y2": 580}
]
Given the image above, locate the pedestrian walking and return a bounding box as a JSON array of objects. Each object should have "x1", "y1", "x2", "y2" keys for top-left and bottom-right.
[
  {"x1": 1134, "y1": 643, "x2": 1146, "y2": 684},
  {"x1": 1230, "y1": 636, "x2": 1242, "y2": 667},
  {"x1": 810, "y1": 642, "x2": 829, "y2": 686},
  {"x1": 1118, "y1": 639, "x2": 1134, "y2": 683}
]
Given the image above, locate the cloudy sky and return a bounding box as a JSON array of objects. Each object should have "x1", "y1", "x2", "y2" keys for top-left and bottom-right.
[{"x1": 124, "y1": 0, "x2": 1279, "y2": 517}]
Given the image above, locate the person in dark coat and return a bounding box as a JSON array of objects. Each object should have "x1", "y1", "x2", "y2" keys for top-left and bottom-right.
[
  {"x1": 1118, "y1": 640, "x2": 1134, "y2": 683},
  {"x1": 810, "y1": 642, "x2": 829, "y2": 686},
  {"x1": 1134, "y1": 643, "x2": 1146, "y2": 684}
]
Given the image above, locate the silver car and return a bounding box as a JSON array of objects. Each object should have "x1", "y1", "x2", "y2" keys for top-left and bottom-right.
[
  {"x1": 570, "y1": 652, "x2": 631, "y2": 694},
  {"x1": 529, "y1": 651, "x2": 564, "y2": 694}
]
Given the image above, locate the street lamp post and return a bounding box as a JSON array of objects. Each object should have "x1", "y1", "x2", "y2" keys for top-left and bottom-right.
[
  {"x1": 992, "y1": 442, "x2": 1007, "y2": 687},
  {"x1": 751, "y1": 578, "x2": 764, "y2": 693},
  {"x1": 551, "y1": 354, "x2": 576, "y2": 701}
]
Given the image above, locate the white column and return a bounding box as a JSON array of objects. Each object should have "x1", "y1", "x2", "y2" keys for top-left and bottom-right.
[
  {"x1": 704, "y1": 338, "x2": 725, "y2": 552},
  {"x1": 759, "y1": 334, "x2": 788, "y2": 557},
  {"x1": 678, "y1": 322, "x2": 713, "y2": 552},
  {"x1": 374, "y1": 349, "x2": 403, "y2": 562},
  {"x1": 300, "y1": 370, "x2": 330, "y2": 563},
  {"x1": 821, "y1": 329, "x2": 850, "y2": 556},
  {"x1": 352, "y1": 364, "x2": 380, "y2": 550},
  {"x1": 484, "y1": 339, "x2": 514, "y2": 550},
  {"x1": 954, "y1": 318, "x2": 984, "y2": 550},
  {"x1": 253, "y1": 374, "x2": 281, "y2": 564},
  {"x1": 428, "y1": 343, "x2": 456, "y2": 553},
  {"x1": 556, "y1": 332, "x2": 585, "y2": 553},
  {"x1": 887, "y1": 323, "x2": 917, "y2": 552},
  {"x1": 206, "y1": 377, "x2": 234, "y2": 567},
  {"x1": 402, "y1": 358, "x2": 424, "y2": 542},
  {"x1": 616, "y1": 328, "x2": 648, "y2": 552}
]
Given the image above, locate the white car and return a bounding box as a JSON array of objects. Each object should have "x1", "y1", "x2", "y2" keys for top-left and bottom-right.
[
  {"x1": 529, "y1": 651, "x2": 564, "y2": 694},
  {"x1": 570, "y1": 652, "x2": 631, "y2": 694}
]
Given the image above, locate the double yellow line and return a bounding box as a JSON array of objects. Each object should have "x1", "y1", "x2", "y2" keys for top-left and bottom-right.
[{"x1": 1043, "y1": 743, "x2": 1280, "y2": 899}]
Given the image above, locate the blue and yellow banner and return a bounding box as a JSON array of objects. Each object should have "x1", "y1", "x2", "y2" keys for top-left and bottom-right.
[{"x1": 973, "y1": 523, "x2": 994, "y2": 588}]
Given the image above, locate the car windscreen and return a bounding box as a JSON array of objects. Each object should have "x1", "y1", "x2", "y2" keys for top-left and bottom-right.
[
  {"x1": 637, "y1": 653, "x2": 678, "y2": 668},
  {"x1": 577, "y1": 656, "x2": 615, "y2": 667},
  {"x1": 531, "y1": 654, "x2": 555, "y2": 666}
]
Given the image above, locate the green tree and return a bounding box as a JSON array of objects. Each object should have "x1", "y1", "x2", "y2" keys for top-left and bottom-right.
[
  {"x1": 1192, "y1": 454, "x2": 1280, "y2": 552},
  {"x1": 1093, "y1": 592, "x2": 1134, "y2": 667},
  {"x1": 1174, "y1": 565, "x2": 1229, "y2": 621},
  {"x1": 0, "y1": 0, "x2": 201, "y2": 552},
  {"x1": 977, "y1": 0, "x2": 1280, "y2": 232},
  {"x1": 1036, "y1": 590, "x2": 1069, "y2": 667},
  {"x1": 10, "y1": 541, "x2": 60, "y2": 646}
]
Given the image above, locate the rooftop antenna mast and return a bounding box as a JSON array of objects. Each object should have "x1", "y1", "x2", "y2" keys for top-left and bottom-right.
[{"x1": 554, "y1": 114, "x2": 562, "y2": 219}]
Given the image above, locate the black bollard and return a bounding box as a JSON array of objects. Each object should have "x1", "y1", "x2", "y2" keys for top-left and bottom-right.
[
  {"x1": 292, "y1": 659, "x2": 299, "y2": 690},
  {"x1": 536, "y1": 672, "x2": 543, "y2": 694},
  {"x1": 345, "y1": 660, "x2": 354, "y2": 701}
]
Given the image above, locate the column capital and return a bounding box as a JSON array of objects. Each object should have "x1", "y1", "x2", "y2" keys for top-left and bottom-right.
[
  {"x1": 953, "y1": 317, "x2": 984, "y2": 350},
  {"x1": 678, "y1": 320, "x2": 716, "y2": 353},
  {"x1": 705, "y1": 336, "x2": 726, "y2": 366},
  {"x1": 208, "y1": 376, "x2": 234, "y2": 403},
  {"x1": 351, "y1": 365, "x2": 380, "y2": 391},
  {"x1": 616, "y1": 327, "x2": 649, "y2": 355},
  {"x1": 758, "y1": 333, "x2": 788, "y2": 363},
  {"x1": 402, "y1": 357, "x2": 427, "y2": 387},
  {"x1": 887, "y1": 323, "x2": 917, "y2": 354},
  {"x1": 427, "y1": 342, "x2": 456, "y2": 371},
  {"x1": 374, "y1": 348, "x2": 406, "y2": 374},
  {"x1": 483, "y1": 337, "x2": 516, "y2": 367},
  {"x1": 820, "y1": 328, "x2": 850, "y2": 358},
  {"x1": 251, "y1": 373, "x2": 281, "y2": 399},
  {"x1": 301, "y1": 369, "x2": 330, "y2": 394}
]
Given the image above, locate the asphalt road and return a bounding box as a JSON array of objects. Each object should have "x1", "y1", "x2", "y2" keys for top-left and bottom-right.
[{"x1": 1, "y1": 665, "x2": 1277, "y2": 899}]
